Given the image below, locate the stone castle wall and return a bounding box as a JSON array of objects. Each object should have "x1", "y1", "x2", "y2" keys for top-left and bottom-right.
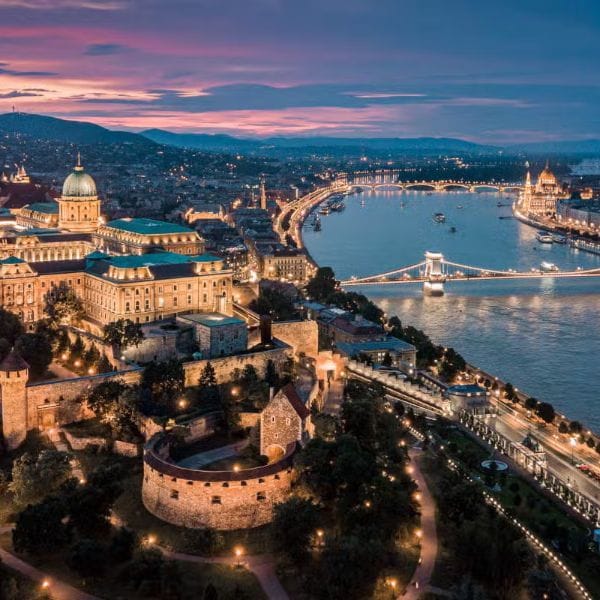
[
  {"x1": 142, "y1": 438, "x2": 295, "y2": 530},
  {"x1": 271, "y1": 320, "x2": 318, "y2": 359},
  {"x1": 182, "y1": 343, "x2": 291, "y2": 387}
]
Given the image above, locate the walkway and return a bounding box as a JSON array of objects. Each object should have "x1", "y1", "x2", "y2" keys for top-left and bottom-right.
[
  {"x1": 403, "y1": 448, "x2": 438, "y2": 599},
  {"x1": 177, "y1": 439, "x2": 248, "y2": 469},
  {"x1": 162, "y1": 548, "x2": 289, "y2": 600},
  {"x1": 323, "y1": 379, "x2": 344, "y2": 416},
  {"x1": 0, "y1": 526, "x2": 99, "y2": 600}
]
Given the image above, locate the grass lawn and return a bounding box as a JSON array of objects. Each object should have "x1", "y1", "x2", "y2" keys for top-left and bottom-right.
[{"x1": 203, "y1": 456, "x2": 264, "y2": 471}]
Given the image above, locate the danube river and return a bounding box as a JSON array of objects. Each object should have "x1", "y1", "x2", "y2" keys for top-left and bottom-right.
[{"x1": 304, "y1": 191, "x2": 600, "y2": 430}]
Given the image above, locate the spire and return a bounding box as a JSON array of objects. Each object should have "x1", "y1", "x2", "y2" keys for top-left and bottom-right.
[
  {"x1": 525, "y1": 171, "x2": 531, "y2": 187},
  {"x1": 75, "y1": 152, "x2": 83, "y2": 172}
]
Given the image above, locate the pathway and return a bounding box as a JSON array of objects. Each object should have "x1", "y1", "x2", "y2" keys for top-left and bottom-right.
[
  {"x1": 323, "y1": 379, "x2": 344, "y2": 416},
  {"x1": 162, "y1": 548, "x2": 289, "y2": 600},
  {"x1": 0, "y1": 526, "x2": 99, "y2": 600},
  {"x1": 403, "y1": 448, "x2": 438, "y2": 599}
]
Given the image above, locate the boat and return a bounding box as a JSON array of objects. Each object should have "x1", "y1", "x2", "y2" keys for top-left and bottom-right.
[
  {"x1": 540, "y1": 261, "x2": 559, "y2": 272},
  {"x1": 449, "y1": 226, "x2": 457, "y2": 233},
  {"x1": 360, "y1": 199, "x2": 366, "y2": 207},
  {"x1": 552, "y1": 235, "x2": 567, "y2": 244},
  {"x1": 313, "y1": 219, "x2": 321, "y2": 232},
  {"x1": 329, "y1": 200, "x2": 346, "y2": 212},
  {"x1": 319, "y1": 205, "x2": 331, "y2": 215},
  {"x1": 536, "y1": 232, "x2": 554, "y2": 244},
  {"x1": 433, "y1": 212, "x2": 446, "y2": 223},
  {"x1": 457, "y1": 205, "x2": 464, "y2": 209}
]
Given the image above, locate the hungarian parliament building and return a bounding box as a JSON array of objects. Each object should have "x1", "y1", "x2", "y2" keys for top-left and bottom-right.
[
  {"x1": 517, "y1": 163, "x2": 568, "y2": 217},
  {"x1": 0, "y1": 159, "x2": 233, "y2": 335}
]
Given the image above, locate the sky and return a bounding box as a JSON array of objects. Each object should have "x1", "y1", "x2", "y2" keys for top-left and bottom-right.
[{"x1": 0, "y1": 0, "x2": 598, "y2": 142}]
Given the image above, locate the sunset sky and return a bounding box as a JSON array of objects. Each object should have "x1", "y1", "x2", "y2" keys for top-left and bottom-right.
[{"x1": 0, "y1": 0, "x2": 598, "y2": 142}]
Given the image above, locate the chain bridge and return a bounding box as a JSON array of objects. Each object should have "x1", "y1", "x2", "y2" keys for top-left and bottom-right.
[{"x1": 340, "y1": 251, "x2": 600, "y2": 296}]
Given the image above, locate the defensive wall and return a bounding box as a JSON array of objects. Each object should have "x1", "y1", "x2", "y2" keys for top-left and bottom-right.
[{"x1": 142, "y1": 435, "x2": 296, "y2": 530}]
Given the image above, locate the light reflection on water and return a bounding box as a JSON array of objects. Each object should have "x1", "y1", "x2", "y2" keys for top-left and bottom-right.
[{"x1": 304, "y1": 191, "x2": 600, "y2": 429}]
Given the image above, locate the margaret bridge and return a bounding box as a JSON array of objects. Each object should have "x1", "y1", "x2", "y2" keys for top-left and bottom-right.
[{"x1": 341, "y1": 251, "x2": 600, "y2": 295}]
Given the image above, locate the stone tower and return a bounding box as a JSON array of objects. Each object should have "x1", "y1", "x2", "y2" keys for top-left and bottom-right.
[{"x1": 0, "y1": 350, "x2": 29, "y2": 450}]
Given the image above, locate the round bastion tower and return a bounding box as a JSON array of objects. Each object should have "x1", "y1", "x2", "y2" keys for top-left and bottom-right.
[{"x1": 0, "y1": 350, "x2": 29, "y2": 451}]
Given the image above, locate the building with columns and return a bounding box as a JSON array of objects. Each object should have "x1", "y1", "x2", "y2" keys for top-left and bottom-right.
[
  {"x1": 518, "y1": 163, "x2": 566, "y2": 217},
  {"x1": 0, "y1": 155, "x2": 232, "y2": 332}
]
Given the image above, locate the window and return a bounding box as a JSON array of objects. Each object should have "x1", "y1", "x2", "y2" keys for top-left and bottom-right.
[
  {"x1": 271, "y1": 416, "x2": 276, "y2": 423},
  {"x1": 256, "y1": 491, "x2": 266, "y2": 502},
  {"x1": 170, "y1": 490, "x2": 179, "y2": 499},
  {"x1": 285, "y1": 418, "x2": 291, "y2": 426},
  {"x1": 211, "y1": 496, "x2": 222, "y2": 505}
]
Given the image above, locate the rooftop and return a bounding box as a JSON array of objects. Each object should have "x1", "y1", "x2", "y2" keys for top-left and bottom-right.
[
  {"x1": 178, "y1": 312, "x2": 245, "y2": 327},
  {"x1": 105, "y1": 217, "x2": 195, "y2": 236},
  {"x1": 336, "y1": 337, "x2": 416, "y2": 356},
  {"x1": 97, "y1": 251, "x2": 221, "y2": 269},
  {"x1": 23, "y1": 201, "x2": 58, "y2": 214}
]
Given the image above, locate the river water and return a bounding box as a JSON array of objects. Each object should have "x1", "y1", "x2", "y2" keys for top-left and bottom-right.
[{"x1": 303, "y1": 191, "x2": 600, "y2": 430}]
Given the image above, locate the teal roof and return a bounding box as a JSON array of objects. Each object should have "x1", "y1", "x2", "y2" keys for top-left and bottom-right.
[
  {"x1": 24, "y1": 202, "x2": 58, "y2": 214},
  {"x1": 0, "y1": 256, "x2": 25, "y2": 264},
  {"x1": 99, "y1": 251, "x2": 221, "y2": 269},
  {"x1": 85, "y1": 250, "x2": 110, "y2": 260},
  {"x1": 106, "y1": 217, "x2": 194, "y2": 236},
  {"x1": 179, "y1": 313, "x2": 245, "y2": 327}
]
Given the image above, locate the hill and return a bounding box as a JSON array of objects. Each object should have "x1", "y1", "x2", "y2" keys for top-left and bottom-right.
[{"x1": 0, "y1": 112, "x2": 154, "y2": 147}]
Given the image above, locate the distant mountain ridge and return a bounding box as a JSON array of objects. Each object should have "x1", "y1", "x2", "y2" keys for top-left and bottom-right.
[
  {"x1": 0, "y1": 112, "x2": 153, "y2": 147},
  {"x1": 1, "y1": 112, "x2": 598, "y2": 156},
  {"x1": 141, "y1": 128, "x2": 496, "y2": 153}
]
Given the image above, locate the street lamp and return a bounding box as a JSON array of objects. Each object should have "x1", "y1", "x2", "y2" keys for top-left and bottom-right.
[
  {"x1": 234, "y1": 545, "x2": 244, "y2": 568},
  {"x1": 570, "y1": 437, "x2": 577, "y2": 465}
]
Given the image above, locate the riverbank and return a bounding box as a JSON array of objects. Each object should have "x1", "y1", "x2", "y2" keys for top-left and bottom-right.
[{"x1": 299, "y1": 187, "x2": 600, "y2": 434}]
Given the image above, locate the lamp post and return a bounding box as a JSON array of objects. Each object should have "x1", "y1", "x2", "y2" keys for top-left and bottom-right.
[{"x1": 570, "y1": 437, "x2": 577, "y2": 465}]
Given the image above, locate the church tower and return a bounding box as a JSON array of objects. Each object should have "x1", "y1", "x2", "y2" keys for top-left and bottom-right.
[
  {"x1": 259, "y1": 177, "x2": 267, "y2": 210},
  {"x1": 58, "y1": 154, "x2": 101, "y2": 232},
  {"x1": 0, "y1": 350, "x2": 29, "y2": 450}
]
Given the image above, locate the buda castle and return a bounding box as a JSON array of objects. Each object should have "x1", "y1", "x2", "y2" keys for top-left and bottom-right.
[{"x1": 0, "y1": 158, "x2": 233, "y2": 334}]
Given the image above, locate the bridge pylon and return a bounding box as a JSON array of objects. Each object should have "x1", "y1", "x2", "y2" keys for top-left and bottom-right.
[{"x1": 423, "y1": 251, "x2": 445, "y2": 296}]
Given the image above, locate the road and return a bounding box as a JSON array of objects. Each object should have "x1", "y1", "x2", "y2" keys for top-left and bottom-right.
[{"x1": 491, "y1": 407, "x2": 600, "y2": 501}]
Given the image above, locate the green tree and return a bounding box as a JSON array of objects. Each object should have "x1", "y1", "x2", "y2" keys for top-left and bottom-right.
[
  {"x1": 199, "y1": 362, "x2": 220, "y2": 406},
  {"x1": 524, "y1": 397, "x2": 538, "y2": 411},
  {"x1": 83, "y1": 344, "x2": 101, "y2": 367},
  {"x1": 264, "y1": 359, "x2": 279, "y2": 388},
  {"x1": 70, "y1": 334, "x2": 85, "y2": 361},
  {"x1": 306, "y1": 266, "x2": 337, "y2": 301},
  {"x1": 109, "y1": 527, "x2": 137, "y2": 563},
  {"x1": 0, "y1": 308, "x2": 24, "y2": 348},
  {"x1": 10, "y1": 451, "x2": 72, "y2": 507},
  {"x1": 68, "y1": 539, "x2": 107, "y2": 578},
  {"x1": 249, "y1": 287, "x2": 298, "y2": 320},
  {"x1": 536, "y1": 402, "x2": 556, "y2": 424},
  {"x1": 85, "y1": 380, "x2": 128, "y2": 421},
  {"x1": 558, "y1": 421, "x2": 568, "y2": 434},
  {"x1": 97, "y1": 353, "x2": 112, "y2": 373},
  {"x1": 44, "y1": 282, "x2": 84, "y2": 326},
  {"x1": 14, "y1": 332, "x2": 52, "y2": 378},
  {"x1": 504, "y1": 382, "x2": 516, "y2": 401},
  {"x1": 103, "y1": 319, "x2": 144, "y2": 349},
  {"x1": 13, "y1": 497, "x2": 70, "y2": 555},
  {"x1": 142, "y1": 358, "x2": 184, "y2": 413},
  {"x1": 272, "y1": 497, "x2": 321, "y2": 564}
]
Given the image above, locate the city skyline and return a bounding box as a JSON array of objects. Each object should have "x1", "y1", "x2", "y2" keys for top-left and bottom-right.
[{"x1": 0, "y1": 0, "x2": 598, "y2": 142}]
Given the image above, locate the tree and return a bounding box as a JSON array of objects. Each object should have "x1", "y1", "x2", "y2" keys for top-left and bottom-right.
[
  {"x1": 85, "y1": 380, "x2": 128, "y2": 421},
  {"x1": 198, "y1": 362, "x2": 220, "y2": 406},
  {"x1": 536, "y1": 402, "x2": 555, "y2": 424},
  {"x1": 569, "y1": 421, "x2": 583, "y2": 434},
  {"x1": 13, "y1": 497, "x2": 70, "y2": 555},
  {"x1": 109, "y1": 527, "x2": 137, "y2": 563},
  {"x1": 558, "y1": 421, "x2": 568, "y2": 434},
  {"x1": 264, "y1": 359, "x2": 279, "y2": 388},
  {"x1": 83, "y1": 344, "x2": 100, "y2": 367},
  {"x1": 14, "y1": 333, "x2": 52, "y2": 378},
  {"x1": 97, "y1": 353, "x2": 112, "y2": 373},
  {"x1": 381, "y1": 352, "x2": 393, "y2": 367},
  {"x1": 68, "y1": 539, "x2": 107, "y2": 578},
  {"x1": 204, "y1": 584, "x2": 219, "y2": 600},
  {"x1": 272, "y1": 497, "x2": 320, "y2": 564},
  {"x1": 70, "y1": 334, "x2": 85, "y2": 361},
  {"x1": 524, "y1": 397, "x2": 538, "y2": 411},
  {"x1": 504, "y1": 382, "x2": 516, "y2": 401},
  {"x1": 141, "y1": 358, "x2": 184, "y2": 413},
  {"x1": 586, "y1": 436, "x2": 596, "y2": 448},
  {"x1": 0, "y1": 308, "x2": 24, "y2": 348},
  {"x1": 10, "y1": 450, "x2": 72, "y2": 507},
  {"x1": 44, "y1": 282, "x2": 84, "y2": 326},
  {"x1": 103, "y1": 319, "x2": 144, "y2": 349},
  {"x1": 249, "y1": 287, "x2": 298, "y2": 320},
  {"x1": 306, "y1": 266, "x2": 337, "y2": 301}
]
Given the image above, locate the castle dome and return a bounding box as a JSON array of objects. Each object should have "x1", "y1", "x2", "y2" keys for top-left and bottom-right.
[{"x1": 62, "y1": 155, "x2": 97, "y2": 198}]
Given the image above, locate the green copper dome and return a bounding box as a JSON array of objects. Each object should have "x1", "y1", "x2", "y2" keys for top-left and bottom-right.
[{"x1": 62, "y1": 156, "x2": 97, "y2": 198}]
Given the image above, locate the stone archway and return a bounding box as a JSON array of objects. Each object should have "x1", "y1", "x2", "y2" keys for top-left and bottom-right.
[{"x1": 265, "y1": 444, "x2": 285, "y2": 463}]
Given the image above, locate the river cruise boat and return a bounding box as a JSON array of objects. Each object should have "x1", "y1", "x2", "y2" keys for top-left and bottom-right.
[
  {"x1": 536, "y1": 232, "x2": 554, "y2": 244},
  {"x1": 540, "y1": 261, "x2": 559, "y2": 272},
  {"x1": 552, "y1": 235, "x2": 567, "y2": 244}
]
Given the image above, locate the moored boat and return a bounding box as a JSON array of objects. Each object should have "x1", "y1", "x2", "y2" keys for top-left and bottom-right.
[{"x1": 536, "y1": 232, "x2": 554, "y2": 244}]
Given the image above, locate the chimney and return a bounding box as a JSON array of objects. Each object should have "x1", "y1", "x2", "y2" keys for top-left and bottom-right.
[{"x1": 260, "y1": 315, "x2": 272, "y2": 345}]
